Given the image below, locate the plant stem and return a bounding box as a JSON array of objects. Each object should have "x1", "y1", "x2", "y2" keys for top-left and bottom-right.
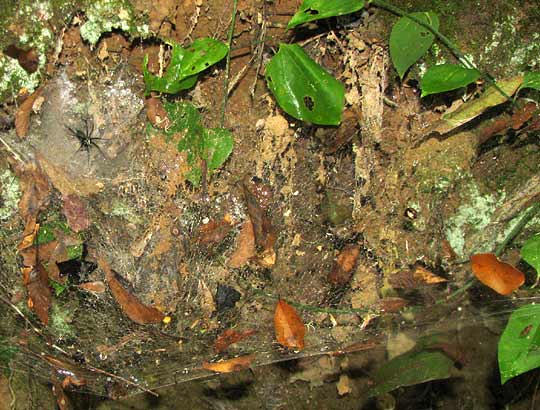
[
  {"x1": 494, "y1": 202, "x2": 540, "y2": 257},
  {"x1": 369, "y1": 0, "x2": 509, "y2": 100},
  {"x1": 441, "y1": 202, "x2": 540, "y2": 302},
  {"x1": 220, "y1": 0, "x2": 238, "y2": 128}
]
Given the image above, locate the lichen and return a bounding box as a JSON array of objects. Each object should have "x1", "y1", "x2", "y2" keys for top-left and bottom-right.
[
  {"x1": 0, "y1": 169, "x2": 22, "y2": 221},
  {"x1": 445, "y1": 182, "x2": 504, "y2": 258},
  {"x1": 79, "y1": 0, "x2": 149, "y2": 45}
]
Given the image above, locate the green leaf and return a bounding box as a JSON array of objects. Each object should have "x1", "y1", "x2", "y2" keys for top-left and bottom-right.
[
  {"x1": 287, "y1": 0, "x2": 365, "y2": 29},
  {"x1": 520, "y1": 71, "x2": 540, "y2": 92},
  {"x1": 164, "y1": 102, "x2": 233, "y2": 187},
  {"x1": 498, "y1": 304, "x2": 540, "y2": 384},
  {"x1": 420, "y1": 64, "x2": 481, "y2": 97},
  {"x1": 522, "y1": 233, "x2": 540, "y2": 280},
  {"x1": 266, "y1": 43, "x2": 344, "y2": 125},
  {"x1": 50, "y1": 279, "x2": 68, "y2": 296},
  {"x1": 390, "y1": 12, "x2": 439, "y2": 80},
  {"x1": 143, "y1": 38, "x2": 228, "y2": 95},
  {"x1": 368, "y1": 350, "x2": 454, "y2": 397}
]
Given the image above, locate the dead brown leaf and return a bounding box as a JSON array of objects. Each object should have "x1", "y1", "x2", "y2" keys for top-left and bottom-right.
[
  {"x1": 328, "y1": 245, "x2": 360, "y2": 285},
  {"x1": 22, "y1": 263, "x2": 50, "y2": 325},
  {"x1": 77, "y1": 281, "x2": 106, "y2": 294},
  {"x1": 97, "y1": 257, "x2": 165, "y2": 325},
  {"x1": 196, "y1": 218, "x2": 233, "y2": 247},
  {"x1": 17, "y1": 218, "x2": 38, "y2": 251},
  {"x1": 214, "y1": 329, "x2": 257, "y2": 353},
  {"x1": 15, "y1": 88, "x2": 42, "y2": 138},
  {"x1": 274, "y1": 299, "x2": 305, "y2": 350},
  {"x1": 16, "y1": 161, "x2": 50, "y2": 221},
  {"x1": 228, "y1": 219, "x2": 256, "y2": 268},
  {"x1": 202, "y1": 354, "x2": 255, "y2": 373},
  {"x1": 242, "y1": 176, "x2": 276, "y2": 266},
  {"x1": 62, "y1": 194, "x2": 90, "y2": 232},
  {"x1": 145, "y1": 96, "x2": 170, "y2": 129},
  {"x1": 51, "y1": 371, "x2": 73, "y2": 410}
]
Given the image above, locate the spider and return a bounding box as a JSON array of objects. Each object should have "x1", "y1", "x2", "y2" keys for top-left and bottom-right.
[{"x1": 65, "y1": 117, "x2": 106, "y2": 162}]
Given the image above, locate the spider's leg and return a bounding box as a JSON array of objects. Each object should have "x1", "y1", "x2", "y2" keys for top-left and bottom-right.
[{"x1": 89, "y1": 139, "x2": 107, "y2": 159}]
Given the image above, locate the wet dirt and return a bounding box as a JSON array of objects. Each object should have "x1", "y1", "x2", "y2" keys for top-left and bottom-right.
[{"x1": 0, "y1": 0, "x2": 539, "y2": 409}]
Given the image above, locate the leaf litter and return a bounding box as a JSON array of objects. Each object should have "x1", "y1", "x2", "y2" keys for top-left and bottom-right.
[{"x1": 0, "y1": 0, "x2": 539, "y2": 407}]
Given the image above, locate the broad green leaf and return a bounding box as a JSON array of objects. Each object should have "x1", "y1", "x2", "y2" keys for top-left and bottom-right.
[
  {"x1": 498, "y1": 304, "x2": 540, "y2": 384},
  {"x1": 287, "y1": 0, "x2": 365, "y2": 29},
  {"x1": 421, "y1": 64, "x2": 481, "y2": 97},
  {"x1": 368, "y1": 350, "x2": 454, "y2": 397},
  {"x1": 522, "y1": 233, "x2": 540, "y2": 280},
  {"x1": 390, "y1": 12, "x2": 439, "y2": 80},
  {"x1": 520, "y1": 71, "x2": 540, "y2": 92},
  {"x1": 143, "y1": 38, "x2": 228, "y2": 95},
  {"x1": 266, "y1": 43, "x2": 344, "y2": 125}
]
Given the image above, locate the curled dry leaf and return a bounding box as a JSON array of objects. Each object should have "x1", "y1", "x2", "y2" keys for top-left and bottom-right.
[
  {"x1": 62, "y1": 194, "x2": 90, "y2": 232},
  {"x1": 413, "y1": 265, "x2": 447, "y2": 284},
  {"x1": 214, "y1": 329, "x2": 257, "y2": 353},
  {"x1": 242, "y1": 176, "x2": 277, "y2": 266},
  {"x1": 97, "y1": 257, "x2": 164, "y2": 325},
  {"x1": 274, "y1": 299, "x2": 305, "y2": 350},
  {"x1": 228, "y1": 219, "x2": 256, "y2": 268},
  {"x1": 15, "y1": 88, "x2": 43, "y2": 138},
  {"x1": 22, "y1": 263, "x2": 51, "y2": 325},
  {"x1": 202, "y1": 354, "x2": 255, "y2": 373},
  {"x1": 4, "y1": 45, "x2": 40, "y2": 73},
  {"x1": 470, "y1": 253, "x2": 525, "y2": 295},
  {"x1": 51, "y1": 371, "x2": 73, "y2": 410},
  {"x1": 328, "y1": 245, "x2": 360, "y2": 285},
  {"x1": 196, "y1": 218, "x2": 233, "y2": 247},
  {"x1": 17, "y1": 218, "x2": 39, "y2": 251},
  {"x1": 145, "y1": 96, "x2": 170, "y2": 129}
]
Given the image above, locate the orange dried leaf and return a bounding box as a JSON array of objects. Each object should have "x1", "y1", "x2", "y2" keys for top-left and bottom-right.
[
  {"x1": 228, "y1": 219, "x2": 256, "y2": 268},
  {"x1": 202, "y1": 354, "x2": 255, "y2": 373},
  {"x1": 214, "y1": 329, "x2": 257, "y2": 353},
  {"x1": 328, "y1": 245, "x2": 360, "y2": 285},
  {"x1": 470, "y1": 253, "x2": 525, "y2": 295},
  {"x1": 413, "y1": 265, "x2": 447, "y2": 284},
  {"x1": 22, "y1": 263, "x2": 51, "y2": 325},
  {"x1": 17, "y1": 219, "x2": 39, "y2": 251},
  {"x1": 274, "y1": 299, "x2": 305, "y2": 350},
  {"x1": 98, "y1": 257, "x2": 164, "y2": 325},
  {"x1": 77, "y1": 281, "x2": 106, "y2": 293}
]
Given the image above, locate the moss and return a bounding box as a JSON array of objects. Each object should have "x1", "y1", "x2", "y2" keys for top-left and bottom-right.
[
  {"x1": 79, "y1": 0, "x2": 149, "y2": 45},
  {"x1": 110, "y1": 198, "x2": 143, "y2": 225},
  {"x1": 49, "y1": 301, "x2": 76, "y2": 338}
]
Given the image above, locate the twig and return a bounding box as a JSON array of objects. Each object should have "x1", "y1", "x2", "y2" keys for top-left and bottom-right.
[{"x1": 0, "y1": 136, "x2": 24, "y2": 163}]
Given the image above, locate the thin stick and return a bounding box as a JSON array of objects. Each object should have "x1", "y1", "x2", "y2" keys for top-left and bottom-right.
[{"x1": 219, "y1": 0, "x2": 238, "y2": 128}]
